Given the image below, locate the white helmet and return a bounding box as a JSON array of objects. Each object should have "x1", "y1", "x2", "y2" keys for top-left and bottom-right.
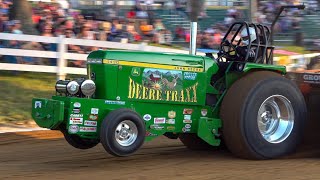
[{"x1": 240, "y1": 27, "x2": 256, "y2": 46}]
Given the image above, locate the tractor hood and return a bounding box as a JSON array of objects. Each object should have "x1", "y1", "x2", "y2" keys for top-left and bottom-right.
[
  {"x1": 87, "y1": 50, "x2": 205, "y2": 71},
  {"x1": 86, "y1": 50, "x2": 218, "y2": 105}
]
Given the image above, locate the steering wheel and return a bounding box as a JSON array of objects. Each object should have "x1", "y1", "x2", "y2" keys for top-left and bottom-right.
[{"x1": 217, "y1": 40, "x2": 239, "y2": 62}]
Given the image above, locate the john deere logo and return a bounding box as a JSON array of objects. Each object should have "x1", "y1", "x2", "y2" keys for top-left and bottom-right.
[
  {"x1": 131, "y1": 67, "x2": 140, "y2": 76},
  {"x1": 168, "y1": 111, "x2": 176, "y2": 119},
  {"x1": 201, "y1": 109, "x2": 208, "y2": 117}
]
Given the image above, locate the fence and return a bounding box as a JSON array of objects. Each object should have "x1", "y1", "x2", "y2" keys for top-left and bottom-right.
[
  {"x1": 0, "y1": 33, "x2": 319, "y2": 80},
  {"x1": 0, "y1": 33, "x2": 199, "y2": 80}
]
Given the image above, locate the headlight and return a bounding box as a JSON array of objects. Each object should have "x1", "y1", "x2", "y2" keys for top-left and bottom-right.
[
  {"x1": 67, "y1": 81, "x2": 80, "y2": 95},
  {"x1": 56, "y1": 80, "x2": 80, "y2": 95},
  {"x1": 55, "y1": 80, "x2": 70, "y2": 94},
  {"x1": 55, "y1": 78, "x2": 95, "y2": 97},
  {"x1": 80, "y1": 80, "x2": 96, "y2": 97}
]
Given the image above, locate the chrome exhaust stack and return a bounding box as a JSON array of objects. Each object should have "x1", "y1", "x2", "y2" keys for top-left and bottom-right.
[{"x1": 189, "y1": 22, "x2": 198, "y2": 55}]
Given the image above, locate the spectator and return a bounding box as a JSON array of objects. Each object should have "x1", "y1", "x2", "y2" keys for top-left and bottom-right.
[
  {"x1": 77, "y1": 23, "x2": 97, "y2": 50},
  {"x1": 126, "y1": 20, "x2": 141, "y2": 42},
  {"x1": 11, "y1": 20, "x2": 22, "y2": 34},
  {"x1": 107, "y1": 18, "x2": 124, "y2": 42},
  {"x1": 126, "y1": 7, "x2": 136, "y2": 19},
  {"x1": 139, "y1": 20, "x2": 154, "y2": 41},
  {"x1": 153, "y1": 19, "x2": 165, "y2": 31},
  {"x1": 65, "y1": 28, "x2": 85, "y2": 67}
]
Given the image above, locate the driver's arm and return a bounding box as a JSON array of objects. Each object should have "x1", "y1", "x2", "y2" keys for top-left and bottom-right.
[{"x1": 236, "y1": 46, "x2": 255, "y2": 59}]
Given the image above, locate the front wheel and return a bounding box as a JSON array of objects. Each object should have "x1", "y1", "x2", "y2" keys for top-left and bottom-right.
[
  {"x1": 221, "y1": 71, "x2": 307, "y2": 159},
  {"x1": 100, "y1": 109, "x2": 145, "y2": 157},
  {"x1": 61, "y1": 129, "x2": 99, "y2": 149}
]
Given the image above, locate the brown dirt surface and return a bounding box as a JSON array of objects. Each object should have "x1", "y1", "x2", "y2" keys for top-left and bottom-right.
[{"x1": 1, "y1": 92, "x2": 320, "y2": 180}]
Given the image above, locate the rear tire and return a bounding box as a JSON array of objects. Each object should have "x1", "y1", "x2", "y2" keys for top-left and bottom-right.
[
  {"x1": 220, "y1": 71, "x2": 307, "y2": 159},
  {"x1": 100, "y1": 109, "x2": 145, "y2": 157}
]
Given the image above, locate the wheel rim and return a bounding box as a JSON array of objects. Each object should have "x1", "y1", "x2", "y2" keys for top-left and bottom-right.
[
  {"x1": 115, "y1": 120, "x2": 138, "y2": 147},
  {"x1": 257, "y1": 95, "x2": 294, "y2": 144}
]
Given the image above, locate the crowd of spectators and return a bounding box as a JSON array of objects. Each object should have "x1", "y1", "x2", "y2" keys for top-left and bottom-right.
[
  {"x1": 1, "y1": 0, "x2": 320, "y2": 66},
  {"x1": 0, "y1": 1, "x2": 173, "y2": 66},
  {"x1": 196, "y1": 7, "x2": 244, "y2": 50},
  {"x1": 196, "y1": 0, "x2": 320, "y2": 50},
  {"x1": 253, "y1": 0, "x2": 304, "y2": 33}
]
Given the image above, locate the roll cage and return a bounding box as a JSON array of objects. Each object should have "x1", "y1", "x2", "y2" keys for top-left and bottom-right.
[{"x1": 217, "y1": 22, "x2": 274, "y2": 64}]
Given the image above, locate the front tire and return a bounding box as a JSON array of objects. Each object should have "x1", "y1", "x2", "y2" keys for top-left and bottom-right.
[
  {"x1": 61, "y1": 130, "x2": 99, "y2": 149},
  {"x1": 221, "y1": 71, "x2": 307, "y2": 159},
  {"x1": 100, "y1": 109, "x2": 145, "y2": 157}
]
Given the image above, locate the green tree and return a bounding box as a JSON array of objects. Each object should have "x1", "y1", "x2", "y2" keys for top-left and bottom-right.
[{"x1": 9, "y1": 0, "x2": 38, "y2": 35}]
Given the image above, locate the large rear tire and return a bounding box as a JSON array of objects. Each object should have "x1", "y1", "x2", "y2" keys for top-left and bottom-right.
[
  {"x1": 100, "y1": 109, "x2": 145, "y2": 157},
  {"x1": 220, "y1": 71, "x2": 307, "y2": 159}
]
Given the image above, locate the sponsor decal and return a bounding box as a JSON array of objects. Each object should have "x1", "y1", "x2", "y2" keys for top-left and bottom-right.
[
  {"x1": 80, "y1": 126, "x2": 97, "y2": 132},
  {"x1": 70, "y1": 114, "x2": 83, "y2": 118},
  {"x1": 150, "y1": 124, "x2": 165, "y2": 130},
  {"x1": 131, "y1": 67, "x2": 141, "y2": 76},
  {"x1": 105, "y1": 100, "x2": 125, "y2": 105},
  {"x1": 146, "y1": 131, "x2": 158, "y2": 137},
  {"x1": 74, "y1": 102, "x2": 81, "y2": 108},
  {"x1": 185, "y1": 124, "x2": 191, "y2": 129},
  {"x1": 69, "y1": 125, "x2": 79, "y2": 134},
  {"x1": 166, "y1": 119, "x2": 175, "y2": 124},
  {"x1": 154, "y1": 117, "x2": 166, "y2": 124},
  {"x1": 168, "y1": 111, "x2": 176, "y2": 119},
  {"x1": 35, "y1": 101, "x2": 42, "y2": 109},
  {"x1": 128, "y1": 68, "x2": 198, "y2": 103},
  {"x1": 184, "y1": 115, "x2": 191, "y2": 120},
  {"x1": 91, "y1": 108, "x2": 99, "y2": 115},
  {"x1": 303, "y1": 74, "x2": 320, "y2": 83},
  {"x1": 182, "y1": 127, "x2": 191, "y2": 133},
  {"x1": 184, "y1": 72, "x2": 197, "y2": 80},
  {"x1": 201, "y1": 109, "x2": 208, "y2": 116},
  {"x1": 143, "y1": 114, "x2": 152, "y2": 121},
  {"x1": 116, "y1": 96, "x2": 121, "y2": 100},
  {"x1": 84, "y1": 120, "x2": 97, "y2": 127},
  {"x1": 89, "y1": 114, "x2": 98, "y2": 120},
  {"x1": 69, "y1": 117, "x2": 83, "y2": 125},
  {"x1": 167, "y1": 126, "x2": 175, "y2": 131},
  {"x1": 73, "y1": 108, "x2": 80, "y2": 114},
  {"x1": 103, "y1": 59, "x2": 203, "y2": 72},
  {"x1": 183, "y1": 108, "x2": 193, "y2": 115},
  {"x1": 183, "y1": 119, "x2": 192, "y2": 123}
]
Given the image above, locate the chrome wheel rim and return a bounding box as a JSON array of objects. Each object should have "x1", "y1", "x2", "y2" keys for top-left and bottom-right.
[
  {"x1": 115, "y1": 120, "x2": 138, "y2": 146},
  {"x1": 257, "y1": 95, "x2": 294, "y2": 144}
]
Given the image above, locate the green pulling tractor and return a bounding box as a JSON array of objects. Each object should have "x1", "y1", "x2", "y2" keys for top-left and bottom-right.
[{"x1": 32, "y1": 7, "x2": 308, "y2": 160}]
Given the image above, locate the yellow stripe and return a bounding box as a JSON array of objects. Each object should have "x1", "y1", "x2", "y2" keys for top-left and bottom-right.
[{"x1": 102, "y1": 59, "x2": 203, "y2": 72}]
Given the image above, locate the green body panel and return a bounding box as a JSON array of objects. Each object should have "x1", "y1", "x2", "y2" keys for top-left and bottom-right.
[
  {"x1": 88, "y1": 50, "x2": 205, "y2": 68},
  {"x1": 31, "y1": 50, "x2": 286, "y2": 147},
  {"x1": 197, "y1": 117, "x2": 221, "y2": 146},
  {"x1": 243, "y1": 63, "x2": 286, "y2": 74},
  {"x1": 32, "y1": 95, "x2": 220, "y2": 141},
  {"x1": 32, "y1": 98, "x2": 64, "y2": 129}
]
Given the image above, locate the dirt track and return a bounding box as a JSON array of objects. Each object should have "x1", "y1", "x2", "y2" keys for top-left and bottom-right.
[{"x1": 1, "y1": 91, "x2": 320, "y2": 180}]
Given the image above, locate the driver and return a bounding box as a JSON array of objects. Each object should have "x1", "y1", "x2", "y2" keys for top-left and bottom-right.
[{"x1": 236, "y1": 27, "x2": 257, "y2": 61}]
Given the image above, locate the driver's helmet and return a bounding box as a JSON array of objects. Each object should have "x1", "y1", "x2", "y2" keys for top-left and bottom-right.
[{"x1": 240, "y1": 27, "x2": 257, "y2": 46}]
